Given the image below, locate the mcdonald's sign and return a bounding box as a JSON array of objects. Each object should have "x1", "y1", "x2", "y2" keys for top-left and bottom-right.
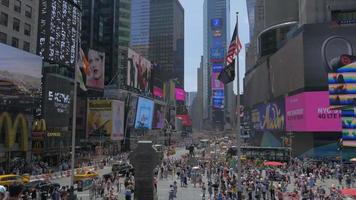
[
  {"x1": 0, "y1": 112, "x2": 29, "y2": 151},
  {"x1": 32, "y1": 119, "x2": 46, "y2": 132}
]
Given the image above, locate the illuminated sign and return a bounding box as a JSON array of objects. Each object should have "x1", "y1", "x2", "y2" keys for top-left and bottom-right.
[
  {"x1": 212, "y1": 38, "x2": 223, "y2": 47},
  {"x1": 213, "y1": 90, "x2": 224, "y2": 98},
  {"x1": 212, "y1": 64, "x2": 224, "y2": 73},
  {"x1": 47, "y1": 132, "x2": 61, "y2": 137},
  {"x1": 213, "y1": 30, "x2": 222, "y2": 37},
  {"x1": 210, "y1": 48, "x2": 225, "y2": 59},
  {"x1": 211, "y1": 18, "x2": 222, "y2": 28},
  {"x1": 0, "y1": 112, "x2": 28, "y2": 151},
  {"x1": 212, "y1": 98, "x2": 224, "y2": 108}
]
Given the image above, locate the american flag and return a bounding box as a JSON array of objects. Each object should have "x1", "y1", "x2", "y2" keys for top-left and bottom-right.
[{"x1": 226, "y1": 24, "x2": 242, "y2": 65}]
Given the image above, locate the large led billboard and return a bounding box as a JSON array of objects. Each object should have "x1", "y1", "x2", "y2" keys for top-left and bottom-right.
[
  {"x1": 210, "y1": 48, "x2": 225, "y2": 60},
  {"x1": 87, "y1": 99, "x2": 125, "y2": 140},
  {"x1": 86, "y1": 49, "x2": 105, "y2": 89},
  {"x1": 286, "y1": 91, "x2": 342, "y2": 132},
  {"x1": 127, "y1": 48, "x2": 152, "y2": 92},
  {"x1": 212, "y1": 64, "x2": 223, "y2": 73},
  {"x1": 175, "y1": 88, "x2": 185, "y2": 101},
  {"x1": 134, "y1": 97, "x2": 154, "y2": 129},
  {"x1": 153, "y1": 103, "x2": 165, "y2": 129},
  {"x1": 251, "y1": 99, "x2": 285, "y2": 131},
  {"x1": 43, "y1": 74, "x2": 72, "y2": 128},
  {"x1": 38, "y1": 0, "x2": 81, "y2": 66},
  {"x1": 211, "y1": 73, "x2": 224, "y2": 89}
]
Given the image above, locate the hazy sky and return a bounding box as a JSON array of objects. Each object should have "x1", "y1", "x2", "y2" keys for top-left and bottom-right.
[{"x1": 180, "y1": 0, "x2": 249, "y2": 93}]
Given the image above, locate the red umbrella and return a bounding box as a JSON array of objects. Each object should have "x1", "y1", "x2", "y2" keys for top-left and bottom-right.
[
  {"x1": 340, "y1": 188, "x2": 356, "y2": 197},
  {"x1": 263, "y1": 161, "x2": 285, "y2": 167}
]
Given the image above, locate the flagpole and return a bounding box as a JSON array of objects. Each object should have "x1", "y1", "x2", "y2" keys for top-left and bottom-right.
[
  {"x1": 235, "y1": 12, "x2": 242, "y2": 199},
  {"x1": 70, "y1": 14, "x2": 80, "y2": 187}
]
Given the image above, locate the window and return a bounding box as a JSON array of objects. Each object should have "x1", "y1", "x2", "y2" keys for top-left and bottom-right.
[
  {"x1": 23, "y1": 41, "x2": 30, "y2": 51},
  {"x1": 0, "y1": 32, "x2": 6, "y2": 43},
  {"x1": 14, "y1": 0, "x2": 21, "y2": 13},
  {"x1": 11, "y1": 37, "x2": 19, "y2": 48},
  {"x1": 1, "y1": 0, "x2": 9, "y2": 7},
  {"x1": 0, "y1": 12, "x2": 8, "y2": 26},
  {"x1": 24, "y1": 23, "x2": 31, "y2": 36},
  {"x1": 25, "y1": 5, "x2": 32, "y2": 18},
  {"x1": 13, "y1": 18, "x2": 20, "y2": 31}
]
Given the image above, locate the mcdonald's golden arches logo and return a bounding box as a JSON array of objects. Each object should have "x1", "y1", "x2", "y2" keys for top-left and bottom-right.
[
  {"x1": 0, "y1": 112, "x2": 29, "y2": 151},
  {"x1": 32, "y1": 119, "x2": 46, "y2": 132}
]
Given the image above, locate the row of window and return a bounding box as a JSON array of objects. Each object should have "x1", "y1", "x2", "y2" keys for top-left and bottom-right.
[
  {"x1": 1, "y1": 0, "x2": 32, "y2": 18},
  {"x1": 0, "y1": 32, "x2": 30, "y2": 51},
  {"x1": 0, "y1": 12, "x2": 31, "y2": 36}
]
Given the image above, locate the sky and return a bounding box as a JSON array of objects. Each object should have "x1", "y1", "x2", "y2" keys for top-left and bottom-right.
[{"x1": 180, "y1": 0, "x2": 249, "y2": 93}]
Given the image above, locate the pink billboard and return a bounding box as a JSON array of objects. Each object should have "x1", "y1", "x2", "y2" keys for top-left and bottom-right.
[
  {"x1": 285, "y1": 91, "x2": 342, "y2": 132},
  {"x1": 175, "y1": 88, "x2": 185, "y2": 101},
  {"x1": 153, "y1": 86, "x2": 163, "y2": 98},
  {"x1": 211, "y1": 73, "x2": 224, "y2": 89}
]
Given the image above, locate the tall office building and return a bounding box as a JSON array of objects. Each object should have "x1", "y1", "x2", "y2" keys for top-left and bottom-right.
[
  {"x1": 246, "y1": 0, "x2": 256, "y2": 40},
  {"x1": 203, "y1": 0, "x2": 233, "y2": 128},
  {"x1": 149, "y1": 0, "x2": 184, "y2": 85},
  {"x1": 81, "y1": 0, "x2": 131, "y2": 86},
  {"x1": 130, "y1": 0, "x2": 150, "y2": 58},
  {"x1": 0, "y1": 0, "x2": 39, "y2": 53}
]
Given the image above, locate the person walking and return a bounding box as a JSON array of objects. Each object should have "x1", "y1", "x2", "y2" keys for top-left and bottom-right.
[
  {"x1": 201, "y1": 182, "x2": 206, "y2": 200},
  {"x1": 168, "y1": 185, "x2": 175, "y2": 200}
]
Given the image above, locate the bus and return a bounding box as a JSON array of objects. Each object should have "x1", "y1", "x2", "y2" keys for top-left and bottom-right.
[{"x1": 227, "y1": 146, "x2": 290, "y2": 162}]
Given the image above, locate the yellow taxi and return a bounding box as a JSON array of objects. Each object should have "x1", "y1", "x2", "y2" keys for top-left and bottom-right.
[
  {"x1": 0, "y1": 174, "x2": 29, "y2": 187},
  {"x1": 74, "y1": 171, "x2": 98, "y2": 182}
]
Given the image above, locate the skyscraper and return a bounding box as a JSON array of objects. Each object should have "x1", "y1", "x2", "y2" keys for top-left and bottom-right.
[
  {"x1": 81, "y1": 0, "x2": 131, "y2": 86},
  {"x1": 203, "y1": 0, "x2": 233, "y2": 128},
  {"x1": 149, "y1": 0, "x2": 184, "y2": 86},
  {"x1": 130, "y1": 0, "x2": 150, "y2": 58}
]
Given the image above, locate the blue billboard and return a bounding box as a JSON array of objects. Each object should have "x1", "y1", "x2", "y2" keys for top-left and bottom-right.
[
  {"x1": 211, "y1": 18, "x2": 222, "y2": 28},
  {"x1": 212, "y1": 37, "x2": 223, "y2": 48},
  {"x1": 213, "y1": 64, "x2": 224, "y2": 73},
  {"x1": 210, "y1": 48, "x2": 225, "y2": 59},
  {"x1": 251, "y1": 99, "x2": 286, "y2": 131},
  {"x1": 134, "y1": 97, "x2": 154, "y2": 129},
  {"x1": 212, "y1": 98, "x2": 224, "y2": 108},
  {"x1": 213, "y1": 89, "x2": 224, "y2": 98}
]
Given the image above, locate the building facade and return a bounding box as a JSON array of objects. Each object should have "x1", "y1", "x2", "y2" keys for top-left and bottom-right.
[
  {"x1": 203, "y1": 0, "x2": 233, "y2": 129},
  {"x1": 244, "y1": 0, "x2": 356, "y2": 157},
  {"x1": 82, "y1": 0, "x2": 131, "y2": 87},
  {"x1": 130, "y1": 0, "x2": 150, "y2": 57},
  {"x1": 0, "y1": 0, "x2": 39, "y2": 53},
  {"x1": 149, "y1": 0, "x2": 184, "y2": 85}
]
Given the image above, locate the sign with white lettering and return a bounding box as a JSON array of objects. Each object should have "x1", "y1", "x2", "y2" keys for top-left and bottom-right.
[{"x1": 286, "y1": 91, "x2": 342, "y2": 132}]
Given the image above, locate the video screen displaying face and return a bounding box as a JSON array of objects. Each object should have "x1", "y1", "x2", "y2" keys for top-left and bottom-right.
[{"x1": 134, "y1": 97, "x2": 154, "y2": 129}]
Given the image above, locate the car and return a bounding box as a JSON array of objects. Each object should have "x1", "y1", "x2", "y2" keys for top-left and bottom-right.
[
  {"x1": 74, "y1": 171, "x2": 98, "y2": 182},
  {"x1": 0, "y1": 174, "x2": 29, "y2": 187},
  {"x1": 112, "y1": 161, "x2": 134, "y2": 176}
]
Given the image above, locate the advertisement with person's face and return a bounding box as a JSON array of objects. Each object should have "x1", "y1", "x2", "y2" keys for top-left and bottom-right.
[
  {"x1": 134, "y1": 97, "x2": 154, "y2": 129},
  {"x1": 153, "y1": 104, "x2": 165, "y2": 129},
  {"x1": 0, "y1": 43, "x2": 42, "y2": 98},
  {"x1": 87, "y1": 100, "x2": 113, "y2": 137},
  {"x1": 127, "y1": 48, "x2": 152, "y2": 92},
  {"x1": 111, "y1": 100, "x2": 125, "y2": 140},
  {"x1": 87, "y1": 49, "x2": 105, "y2": 89}
]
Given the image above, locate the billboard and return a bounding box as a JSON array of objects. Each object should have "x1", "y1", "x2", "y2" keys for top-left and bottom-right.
[
  {"x1": 43, "y1": 74, "x2": 72, "y2": 128},
  {"x1": 212, "y1": 98, "x2": 224, "y2": 108},
  {"x1": 127, "y1": 48, "x2": 152, "y2": 91},
  {"x1": 38, "y1": 0, "x2": 81, "y2": 66},
  {"x1": 251, "y1": 99, "x2": 285, "y2": 131},
  {"x1": 286, "y1": 91, "x2": 342, "y2": 132},
  {"x1": 153, "y1": 86, "x2": 163, "y2": 98},
  {"x1": 153, "y1": 103, "x2": 165, "y2": 129},
  {"x1": 211, "y1": 73, "x2": 224, "y2": 89},
  {"x1": 86, "y1": 49, "x2": 105, "y2": 89},
  {"x1": 134, "y1": 97, "x2": 154, "y2": 129},
  {"x1": 212, "y1": 63, "x2": 223, "y2": 73},
  {"x1": 211, "y1": 18, "x2": 222, "y2": 28},
  {"x1": 212, "y1": 90, "x2": 224, "y2": 99},
  {"x1": 175, "y1": 88, "x2": 185, "y2": 101},
  {"x1": 127, "y1": 96, "x2": 138, "y2": 126},
  {"x1": 87, "y1": 99, "x2": 125, "y2": 140},
  {"x1": 0, "y1": 44, "x2": 42, "y2": 97},
  {"x1": 210, "y1": 48, "x2": 225, "y2": 60}
]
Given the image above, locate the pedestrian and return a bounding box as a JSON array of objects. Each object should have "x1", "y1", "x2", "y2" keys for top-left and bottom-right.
[
  {"x1": 168, "y1": 185, "x2": 175, "y2": 200},
  {"x1": 0, "y1": 185, "x2": 6, "y2": 200},
  {"x1": 173, "y1": 181, "x2": 178, "y2": 197},
  {"x1": 125, "y1": 186, "x2": 132, "y2": 200},
  {"x1": 201, "y1": 182, "x2": 206, "y2": 200},
  {"x1": 208, "y1": 182, "x2": 213, "y2": 199}
]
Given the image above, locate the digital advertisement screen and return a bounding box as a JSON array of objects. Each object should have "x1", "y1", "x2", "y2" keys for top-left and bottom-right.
[
  {"x1": 153, "y1": 103, "x2": 165, "y2": 129},
  {"x1": 86, "y1": 49, "x2": 105, "y2": 89},
  {"x1": 212, "y1": 38, "x2": 223, "y2": 48},
  {"x1": 38, "y1": 0, "x2": 81, "y2": 66},
  {"x1": 153, "y1": 86, "x2": 163, "y2": 98},
  {"x1": 134, "y1": 97, "x2": 154, "y2": 129},
  {"x1": 212, "y1": 98, "x2": 224, "y2": 109},
  {"x1": 175, "y1": 88, "x2": 185, "y2": 101},
  {"x1": 127, "y1": 48, "x2": 152, "y2": 92},
  {"x1": 212, "y1": 64, "x2": 224, "y2": 73},
  {"x1": 43, "y1": 74, "x2": 73, "y2": 128},
  {"x1": 252, "y1": 99, "x2": 285, "y2": 131},
  {"x1": 111, "y1": 100, "x2": 125, "y2": 140},
  {"x1": 212, "y1": 89, "x2": 224, "y2": 98},
  {"x1": 211, "y1": 18, "x2": 222, "y2": 28},
  {"x1": 285, "y1": 91, "x2": 342, "y2": 132},
  {"x1": 210, "y1": 48, "x2": 225, "y2": 59},
  {"x1": 127, "y1": 96, "x2": 138, "y2": 126},
  {"x1": 211, "y1": 73, "x2": 224, "y2": 89}
]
